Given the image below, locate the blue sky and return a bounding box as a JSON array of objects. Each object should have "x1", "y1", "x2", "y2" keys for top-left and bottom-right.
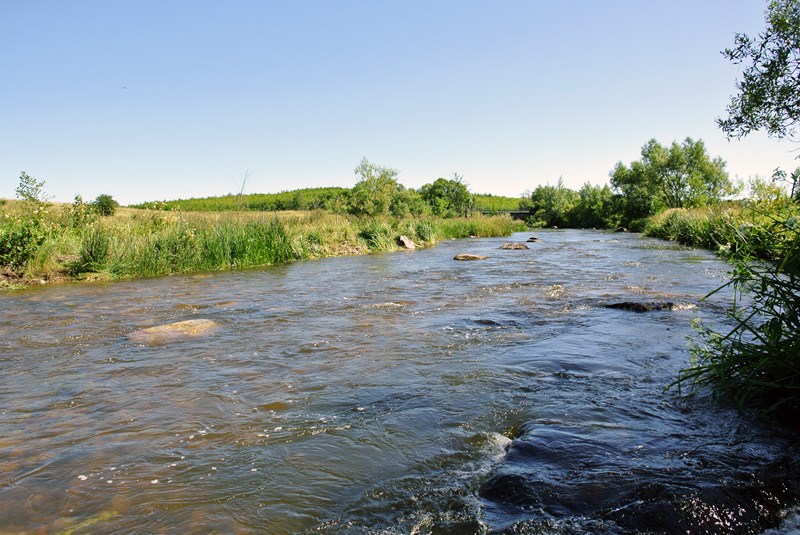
[{"x1": 2, "y1": 1, "x2": 798, "y2": 205}]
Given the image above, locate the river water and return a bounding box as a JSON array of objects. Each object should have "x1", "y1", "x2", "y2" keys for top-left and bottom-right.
[{"x1": 1, "y1": 230, "x2": 799, "y2": 534}]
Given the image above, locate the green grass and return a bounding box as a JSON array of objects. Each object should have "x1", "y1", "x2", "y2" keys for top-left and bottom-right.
[
  {"x1": 647, "y1": 200, "x2": 800, "y2": 415},
  {"x1": 1, "y1": 203, "x2": 525, "y2": 287}
]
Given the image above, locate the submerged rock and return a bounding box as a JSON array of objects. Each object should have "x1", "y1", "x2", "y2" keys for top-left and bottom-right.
[
  {"x1": 398, "y1": 235, "x2": 415, "y2": 249},
  {"x1": 454, "y1": 254, "x2": 489, "y2": 261},
  {"x1": 127, "y1": 318, "x2": 220, "y2": 344},
  {"x1": 603, "y1": 301, "x2": 697, "y2": 313},
  {"x1": 500, "y1": 243, "x2": 529, "y2": 250}
]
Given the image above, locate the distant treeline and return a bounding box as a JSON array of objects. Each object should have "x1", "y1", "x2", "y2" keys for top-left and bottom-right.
[{"x1": 130, "y1": 187, "x2": 351, "y2": 212}]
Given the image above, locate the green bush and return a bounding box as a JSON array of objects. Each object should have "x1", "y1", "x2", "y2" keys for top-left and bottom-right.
[
  {"x1": 0, "y1": 216, "x2": 46, "y2": 267},
  {"x1": 93, "y1": 194, "x2": 118, "y2": 217}
]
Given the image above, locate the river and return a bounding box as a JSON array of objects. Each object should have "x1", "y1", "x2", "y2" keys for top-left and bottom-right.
[{"x1": 1, "y1": 229, "x2": 798, "y2": 534}]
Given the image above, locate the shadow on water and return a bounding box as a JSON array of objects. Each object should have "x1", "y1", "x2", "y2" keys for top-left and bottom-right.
[{"x1": 1, "y1": 230, "x2": 799, "y2": 534}]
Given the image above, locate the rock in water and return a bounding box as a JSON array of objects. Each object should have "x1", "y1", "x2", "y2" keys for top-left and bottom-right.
[
  {"x1": 454, "y1": 254, "x2": 489, "y2": 261},
  {"x1": 127, "y1": 319, "x2": 220, "y2": 344},
  {"x1": 603, "y1": 301, "x2": 697, "y2": 313},
  {"x1": 526, "y1": 237, "x2": 541, "y2": 242},
  {"x1": 398, "y1": 235, "x2": 416, "y2": 249},
  {"x1": 500, "y1": 243, "x2": 529, "y2": 250}
]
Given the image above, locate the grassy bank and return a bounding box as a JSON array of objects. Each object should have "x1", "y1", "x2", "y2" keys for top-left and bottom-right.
[
  {"x1": 643, "y1": 199, "x2": 800, "y2": 415},
  {"x1": 1, "y1": 200, "x2": 526, "y2": 288}
]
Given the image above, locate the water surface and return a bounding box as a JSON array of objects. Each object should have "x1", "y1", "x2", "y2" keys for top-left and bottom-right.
[{"x1": 1, "y1": 230, "x2": 798, "y2": 534}]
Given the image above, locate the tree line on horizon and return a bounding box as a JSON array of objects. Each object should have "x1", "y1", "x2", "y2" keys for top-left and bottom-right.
[{"x1": 132, "y1": 132, "x2": 799, "y2": 231}]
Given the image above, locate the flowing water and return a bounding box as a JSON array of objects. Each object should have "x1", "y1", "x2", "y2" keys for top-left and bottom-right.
[{"x1": 1, "y1": 230, "x2": 799, "y2": 534}]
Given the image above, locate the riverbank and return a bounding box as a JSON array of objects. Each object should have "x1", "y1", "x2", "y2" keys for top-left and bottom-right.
[
  {"x1": 643, "y1": 200, "x2": 800, "y2": 416},
  {"x1": 0, "y1": 201, "x2": 526, "y2": 289}
]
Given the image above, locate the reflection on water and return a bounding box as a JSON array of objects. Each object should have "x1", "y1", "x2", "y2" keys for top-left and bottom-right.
[{"x1": 1, "y1": 230, "x2": 797, "y2": 534}]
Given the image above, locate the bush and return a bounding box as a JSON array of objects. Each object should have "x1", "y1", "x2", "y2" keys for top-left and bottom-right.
[
  {"x1": 93, "y1": 194, "x2": 119, "y2": 217},
  {"x1": 0, "y1": 215, "x2": 46, "y2": 268}
]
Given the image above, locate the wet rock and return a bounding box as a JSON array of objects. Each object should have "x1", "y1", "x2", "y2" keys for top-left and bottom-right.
[
  {"x1": 454, "y1": 254, "x2": 489, "y2": 261},
  {"x1": 398, "y1": 235, "x2": 415, "y2": 249},
  {"x1": 500, "y1": 243, "x2": 529, "y2": 250},
  {"x1": 615, "y1": 227, "x2": 628, "y2": 233},
  {"x1": 127, "y1": 318, "x2": 220, "y2": 344},
  {"x1": 526, "y1": 236, "x2": 541, "y2": 242},
  {"x1": 603, "y1": 301, "x2": 697, "y2": 313}
]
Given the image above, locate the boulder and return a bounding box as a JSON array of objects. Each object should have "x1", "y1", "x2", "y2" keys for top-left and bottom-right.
[
  {"x1": 603, "y1": 301, "x2": 697, "y2": 313},
  {"x1": 454, "y1": 254, "x2": 489, "y2": 261},
  {"x1": 526, "y1": 237, "x2": 541, "y2": 242},
  {"x1": 500, "y1": 243, "x2": 529, "y2": 250},
  {"x1": 398, "y1": 235, "x2": 416, "y2": 249},
  {"x1": 127, "y1": 318, "x2": 220, "y2": 344}
]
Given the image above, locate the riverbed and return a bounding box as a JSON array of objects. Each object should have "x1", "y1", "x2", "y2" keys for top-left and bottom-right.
[{"x1": 1, "y1": 230, "x2": 798, "y2": 534}]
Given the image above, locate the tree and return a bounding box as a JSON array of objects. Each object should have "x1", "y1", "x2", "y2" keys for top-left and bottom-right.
[
  {"x1": 348, "y1": 158, "x2": 401, "y2": 217},
  {"x1": 610, "y1": 138, "x2": 731, "y2": 222},
  {"x1": 718, "y1": 0, "x2": 800, "y2": 199},
  {"x1": 718, "y1": 0, "x2": 800, "y2": 140},
  {"x1": 15, "y1": 171, "x2": 49, "y2": 206},
  {"x1": 419, "y1": 173, "x2": 474, "y2": 217},
  {"x1": 520, "y1": 178, "x2": 579, "y2": 227},
  {"x1": 93, "y1": 194, "x2": 119, "y2": 216}
]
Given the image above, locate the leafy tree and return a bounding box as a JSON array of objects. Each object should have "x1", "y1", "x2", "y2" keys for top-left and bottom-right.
[
  {"x1": 93, "y1": 194, "x2": 119, "y2": 216},
  {"x1": 574, "y1": 183, "x2": 620, "y2": 229},
  {"x1": 15, "y1": 171, "x2": 49, "y2": 207},
  {"x1": 520, "y1": 178, "x2": 579, "y2": 227},
  {"x1": 718, "y1": 0, "x2": 800, "y2": 140},
  {"x1": 348, "y1": 158, "x2": 401, "y2": 217},
  {"x1": 610, "y1": 138, "x2": 731, "y2": 223},
  {"x1": 419, "y1": 173, "x2": 474, "y2": 217},
  {"x1": 718, "y1": 0, "x2": 800, "y2": 199}
]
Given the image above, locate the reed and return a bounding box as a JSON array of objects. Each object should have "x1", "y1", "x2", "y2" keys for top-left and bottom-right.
[
  {"x1": 650, "y1": 202, "x2": 800, "y2": 414},
  {"x1": 1, "y1": 204, "x2": 525, "y2": 286}
]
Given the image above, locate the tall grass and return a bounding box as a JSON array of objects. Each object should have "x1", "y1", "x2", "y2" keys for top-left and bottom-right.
[
  {"x1": 649, "y1": 201, "x2": 800, "y2": 414},
  {"x1": 0, "y1": 204, "x2": 525, "y2": 286}
]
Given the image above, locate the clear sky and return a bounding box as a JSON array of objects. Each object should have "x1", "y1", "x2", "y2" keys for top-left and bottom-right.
[{"x1": 2, "y1": 1, "x2": 798, "y2": 205}]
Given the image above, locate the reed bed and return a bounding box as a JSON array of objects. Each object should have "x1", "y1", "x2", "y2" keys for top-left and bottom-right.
[{"x1": 1, "y1": 201, "x2": 525, "y2": 286}]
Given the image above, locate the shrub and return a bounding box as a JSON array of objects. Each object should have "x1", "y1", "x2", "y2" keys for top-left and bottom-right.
[
  {"x1": 93, "y1": 194, "x2": 119, "y2": 217},
  {"x1": 0, "y1": 215, "x2": 46, "y2": 268}
]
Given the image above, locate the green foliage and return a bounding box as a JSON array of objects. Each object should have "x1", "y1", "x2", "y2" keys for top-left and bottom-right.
[
  {"x1": 131, "y1": 187, "x2": 351, "y2": 212},
  {"x1": 520, "y1": 178, "x2": 579, "y2": 227},
  {"x1": 93, "y1": 194, "x2": 119, "y2": 217},
  {"x1": 718, "y1": 0, "x2": 800, "y2": 141},
  {"x1": 349, "y1": 158, "x2": 401, "y2": 217},
  {"x1": 1, "y1": 173, "x2": 50, "y2": 268},
  {"x1": 79, "y1": 227, "x2": 110, "y2": 271},
  {"x1": 358, "y1": 220, "x2": 395, "y2": 250},
  {"x1": 0, "y1": 215, "x2": 46, "y2": 267},
  {"x1": 15, "y1": 171, "x2": 49, "y2": 206},
  {"x1": 419, "y1": 174, "x2": 474, "y2": 217},
  {"x1": 610, "y1": 138, "x2": 731, "y2": 224},
  {"x1": 674, "y1": 212, "x2": 800, "y2": 414},
  {"x1": 472, "y1": 193, "x2": 523, "y2": 212},
  {"x1": 71, "y1": 195, "x2": 97, "y2": 228}
]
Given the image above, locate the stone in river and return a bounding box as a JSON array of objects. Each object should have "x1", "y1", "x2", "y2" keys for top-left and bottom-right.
[
  {"x1": 454, "y1": 254, "x2": 489, "y2": 261},
  {"x1": 499, "y1": 243, "x2": 529, "y2": 250},
  {"x1": 127, "y1": 319, "x2": 220, "y2": 344},
  {"x1": 398, "y1": 235, "x2": 416, "y2": 249},
  {"x1": 603, "y1": 301, "x2": 697, "y2": 313}
]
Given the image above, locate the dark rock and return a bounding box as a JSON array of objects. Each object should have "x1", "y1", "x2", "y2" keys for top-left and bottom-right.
[
  {"x1": 603, "y1": 301, "x2": 697, "y2": 313},
  {"x1": 526, "y1": 236, "x2": 541, "y2": 242}
]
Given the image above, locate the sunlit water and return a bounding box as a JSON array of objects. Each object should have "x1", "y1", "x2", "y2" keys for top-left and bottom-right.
[{"x1": 1, "y1": 230, "x2": 798, "y2": 534}]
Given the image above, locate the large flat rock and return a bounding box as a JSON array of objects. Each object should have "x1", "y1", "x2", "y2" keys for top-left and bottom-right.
[{"x1": 127, "y1": 318, "x2": 220, "y2": 345}]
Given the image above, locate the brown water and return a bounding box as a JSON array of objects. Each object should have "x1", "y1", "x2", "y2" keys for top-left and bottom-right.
[{"x1": 1, "y1": 230, "x2": 798, "y2": 534}]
